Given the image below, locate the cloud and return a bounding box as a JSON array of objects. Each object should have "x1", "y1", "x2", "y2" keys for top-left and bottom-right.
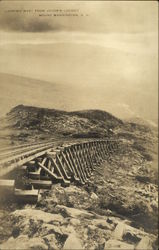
[
  {"x1": 0, "y1": 1, "x2": 157, "y2": 33},
  {"x1": 0, "y1": 31, "x2": 157, "y2": 56},
  {"x1": 0, "y1": 13, "x2": 61, "y2": 32}
]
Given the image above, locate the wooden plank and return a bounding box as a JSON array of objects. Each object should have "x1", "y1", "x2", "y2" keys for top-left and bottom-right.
[
  {"x1": 63, "y1": 151, "x2": 80, "y2": 181},
  {"x1": 28, "y1": 171, "x2": 40, "y2": 180},
  {"x1": 56, "y1": 155, "x2": 71, "y2": 180},
  {"x1": 61, "y1": 152, "x2": 73, "y2": 172},
  {"x1": 72, "y1": 147, "x2": 88, "y2": 181},
  {"x1": 41, "y1": 158, "x2": 47, "y2": 165},
  {"x1": 67, "y1": 148, "x2": 85, "y2": 184},
  {"x1": 47, "y1": 159, "x2": 52, "y2": 170},
  {"x1": 50, "y1": 157, "x2": 70, "y2": 184},
  {"x1": 14, "y1": 189, "x2": 39, "y2": 203},
  {"x1": 79, "y1": 144, "x2": 91, "y2": 176},
  {"x1": 29, "y1": 180, "x2": 52, "y2": 189},
  {"x1": 37, "y1": 162, "x2": 62, "y2": 180}
]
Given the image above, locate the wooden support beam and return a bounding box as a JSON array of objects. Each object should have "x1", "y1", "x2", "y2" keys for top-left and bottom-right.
[
  {"x1": 38, "y1": 162, "x2": 62, "y2": 181},
  {"x1": 41, "y1": 157, "x2": 47, "y2": 165},
  {"x1": 71, "y1": 147, "x2": 88, "y2": 182},
  {"x1": 28, "y1": 171, "x2": 40, "y2": 180},
  {"x1": 75, "y1": 145, "x2": 89, "y2": 180},
  {"x1": 83, "y1": 145, "x2": 93, "y2": 174},
  {"x1": 84, "y1": 143, "x2": 94, "y2": 170},
  {"x1": 64, "y1": 150, "x2": 80, "y2": 182},
  {"x1": 14, "y1": 189, "x2": 39, "y2": 203},
  {"x1": 67, "y1": 148, "x2": 85, "y2": 184},
  {"x1": 96, "y1": 142, "x2": 104, "y2": 160},
  {"x1": 88, "y1": 142, "x2": 97, "y2": 166},
  {"x1": 73, "y1": 145, "x2": 88, "y2": 180},
  {"x1": 47, "y1": 159, "x2": 52, "y2": 171},
  {"x1": 29, "y1": 180, "x2": 52, "y2": 189},
  {"x1": 47, "y1": 155, "x2": 70, "y2": 185},
  {"x1": 61, "y1": 152, "x2": 73, "y2": 174},
  {"x1": 56, "y1": 154, "x2": 71, "y2": 180},
  {"x1": 93, "y1": 142, "x2": 103, "y2": 165},
  {"x1": 77, "y1": 144, "x2": 90, "y2": 177}
]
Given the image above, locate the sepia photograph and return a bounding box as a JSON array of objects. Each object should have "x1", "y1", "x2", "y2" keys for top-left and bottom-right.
[{"x1": 0, "y1": 0, "x2": 158, "y2": 249}]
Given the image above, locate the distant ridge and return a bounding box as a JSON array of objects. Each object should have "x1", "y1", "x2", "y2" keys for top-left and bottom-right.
[{"x1": 6, "y1": 104, "x2": 123, "y2": 140}]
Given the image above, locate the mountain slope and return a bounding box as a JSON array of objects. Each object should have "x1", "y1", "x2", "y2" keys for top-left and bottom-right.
[{"x1": 6, "y1": 105, "x2": 123, "y2": 139}]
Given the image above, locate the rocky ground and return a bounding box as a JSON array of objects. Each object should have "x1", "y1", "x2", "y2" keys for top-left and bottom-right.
[{"x1": 0, "y1": 142, "x2": 158, "y2": 250}]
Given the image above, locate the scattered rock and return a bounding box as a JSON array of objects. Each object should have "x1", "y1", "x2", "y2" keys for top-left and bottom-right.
[
  {"x1": 63, "y1": 233, "x2": 83, "y2": 250},
  {"x1": 90, "y1": 192, "x2": 99, "y2": 200},
  {"x1": 70, "y1": 218, "x2": 81, "y2": 227},
  {"x1": 122, "y1": 224, "x2": 151, "y2": 240},
  {"x1": 43, "y1": 234, "x2": 58, "y2": 249},
  {"x1": 92, "y1": 219, "x2": 113, "y2": 230},
  {"x1": 0, "y1": 235, "x2": 48, "y2": 250},
  {"x1": 98, "y1": 238, "x2": 106, "y2": 250},
  {"x1": 56, "y1": 205, "x2": 93, "y2": 219},
  {"x1": 135, "y1": 236, "x2": 153, "y2": 250},
  {"x1": 112, "y1": 222, "x2": 125, "y2": 239},
  {"x1": 64, "y1": 186, "x2": 82, "y2": 194},
  {"x1": 105, "y1": 209, "x2": 113, "y2": 216},
  {"x1": 88, "y1": 225, "x2": 97, "y2": 231},
  {"x1": 123, "y1": 231, "x2": 140, "y2": 244},
  {"x1": 107, "y1": 218, "x2": 114, "y2": 224},
  {"x1": 135, "y1": 175, "x2": 150, "y2": 183},
  {"x1": 12, "y1": 208, "x2": 64, "y2": 224},
  {"x1": 104, "y1": 239, "x2": 134, "y2": 250},
  {"x1": 113, "y1": 221, "x2": 152, "y2": 245},
  {"x1": 40, "y1": 223, "x2": 64, "y2": 237},
  {"x1": 61, "y1": 225, "x2": 76, "y2": 235}
]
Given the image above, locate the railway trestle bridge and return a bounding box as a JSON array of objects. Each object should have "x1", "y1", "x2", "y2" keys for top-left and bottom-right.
[{"x1": 0, "y1": 139, "x2": 120, "y2": 202}]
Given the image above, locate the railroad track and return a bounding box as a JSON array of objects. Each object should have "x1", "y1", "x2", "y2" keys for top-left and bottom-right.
[
  {"x1": 0, "y1": 138, "x2": 65, "y2": 159},
  {"x1": 0, "y1": 139, "x2": 121, "y2": 203}
]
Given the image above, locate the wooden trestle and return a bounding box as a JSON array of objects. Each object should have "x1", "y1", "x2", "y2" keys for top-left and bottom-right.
[{"x1": 0, "y1": 140, "x2": 119, "y2": 203}]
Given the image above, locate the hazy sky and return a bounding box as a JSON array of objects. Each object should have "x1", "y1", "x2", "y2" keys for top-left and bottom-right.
[{"x1": 0, "y1": 1, "x2": 158, "y2": 124}]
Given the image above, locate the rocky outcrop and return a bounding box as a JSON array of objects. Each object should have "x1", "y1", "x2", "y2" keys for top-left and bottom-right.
[
  {"x1": 0, "y1": 180, "x2": 156, "y2": 250},
  {"x1": 12, "y1": 208, "x2": 64, "y2": 224},
  {"x1": 0, "y1": 235, "x2": 48, "y2": 250}
]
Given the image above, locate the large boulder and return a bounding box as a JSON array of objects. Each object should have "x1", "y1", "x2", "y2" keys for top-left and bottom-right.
[
  {"x1": 112, "y1": 221, "x2": 153, "y2": 243},
  {"x1": 63, "y1": 233, "x2": 83, "y2": 250},
  {"x1": 112, "y1": 222, "x2": 125, "y2": 239},
  {"x1": 104, "y1": 239, "x2": 134, "y2": 250},
  {"x1": 135, "y1": 236, "x2": 153, "y2": 250}
]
